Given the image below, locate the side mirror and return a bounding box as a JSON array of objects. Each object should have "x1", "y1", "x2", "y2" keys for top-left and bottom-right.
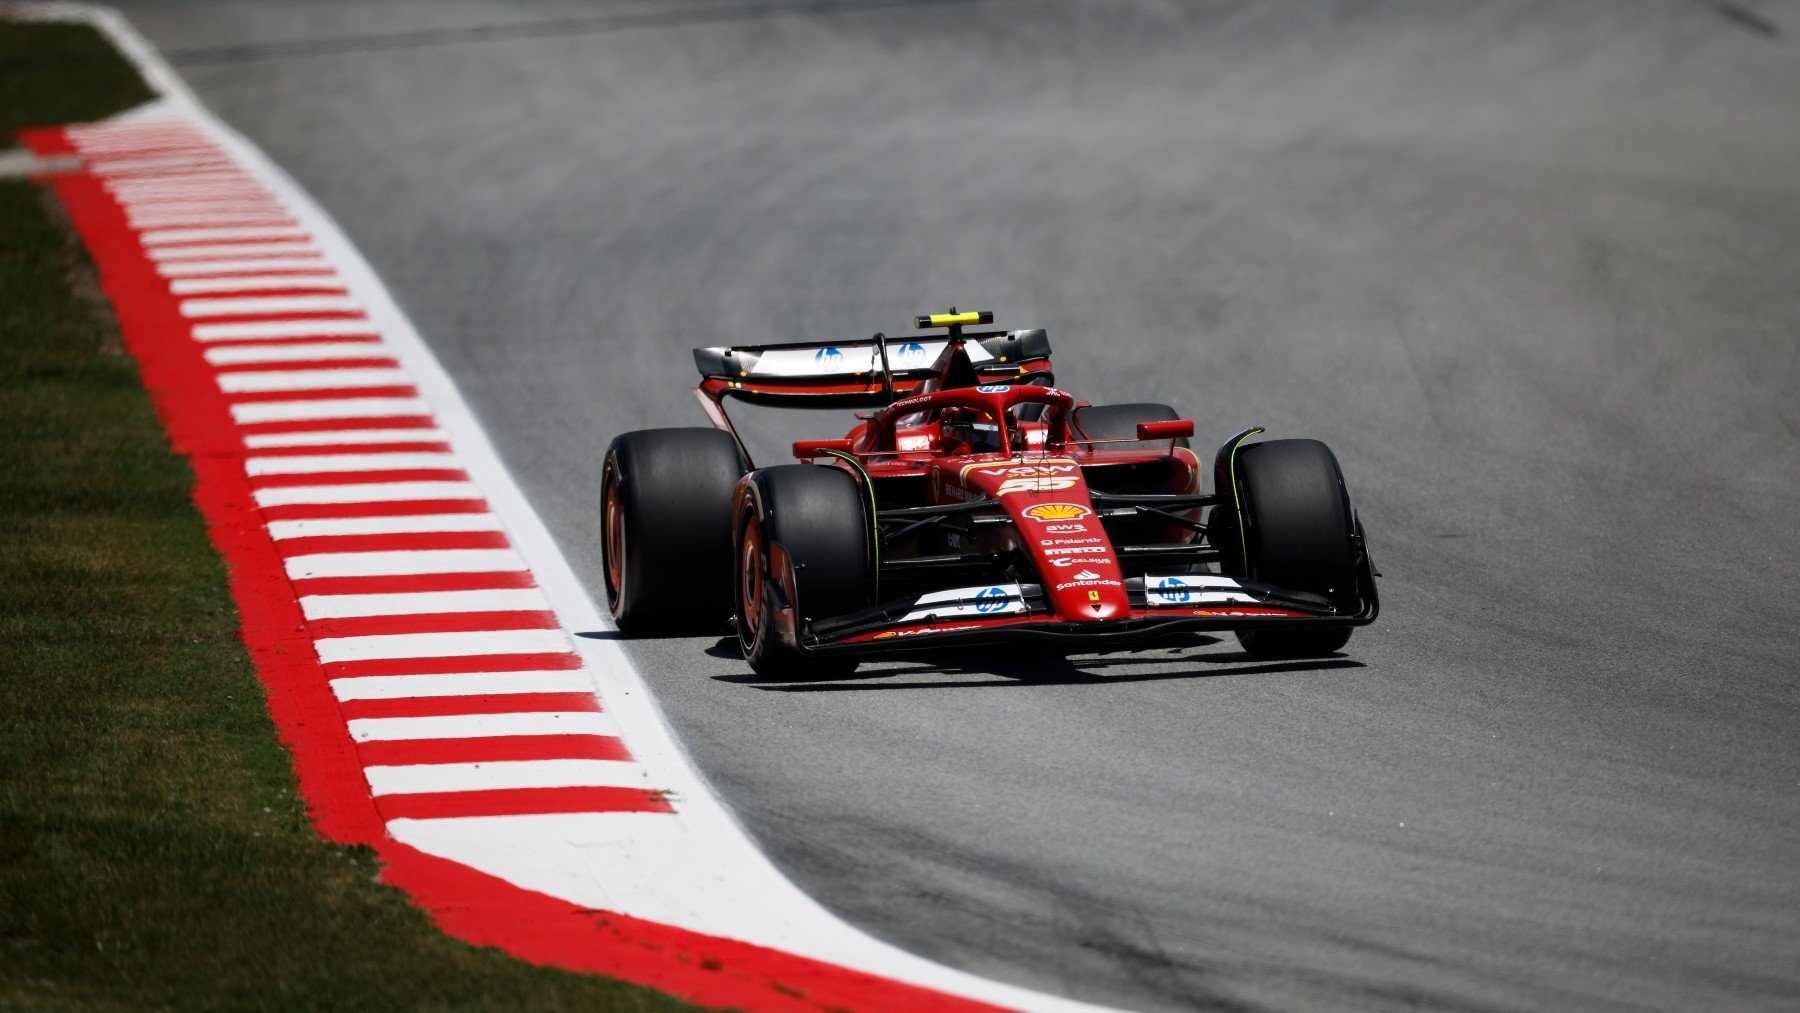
[
  {"x1": 793, "y1": 438, "x2": 854, "y2": 460},
  {"x1": 1136, "y1": 419, "x2": 1194, "y2": 441}
]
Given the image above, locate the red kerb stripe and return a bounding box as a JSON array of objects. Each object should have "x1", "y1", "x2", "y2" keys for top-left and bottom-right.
[
  {"x1": 259, "y1": 499, "x2": 490, "y2": 522},
  {"x1": 307, "y1": 610, "x2": 560, "y2": 639},
  {"x1": 323, "y1": 652, "x2": 582, "y2": 680},
  {"x1": 355, "y1": 735, "x2": 632, "y2": 766},
  {"x1": 339, "y1": 692, "x2": 599, "y2": 721},
  {"x1": 275, "y1": 532, "x2": 508, "y2": 557},
  {"x1": 375, "y1": 786, "x2": 673, "y2": 821}
]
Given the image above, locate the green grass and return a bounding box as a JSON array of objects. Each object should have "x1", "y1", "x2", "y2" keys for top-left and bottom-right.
[
  {"x1": 0, "y1": 21, "x2": 155, "y2": 139},
  {"x1": 0, "y1": 21, "x2": 702, "y2": 1012}
]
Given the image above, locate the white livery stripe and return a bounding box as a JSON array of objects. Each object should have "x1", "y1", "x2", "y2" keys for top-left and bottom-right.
[
  {"x1": 272, "y1": 514, "x2": 501, "y2": 540},
  {"x1": 205, "y1": 341, "x2": 383, "y2": 366},
  {"x1": 242, "y1": 427, "x2": 446, "y2": 449},
  {"x1": 349, "y1": 712, "x2": 617, "y2": 742},
  {"x1": 182, "y1": 294, "x2": 361, "y2": 318},
  {"x1": 196, "y1": 319, "x2": 379, "y2": 342},
  {"x1": 283, "y1": 548, "x2": 525, "y2": 579},
  {"x1": 142, "y1": 225, "x2": 307, "y2": 246},
  {"x1": 157, "y1": 257, "x2": 333, "y2": 277},
  {"x1": 301, "y1": 587, "x2": 546, "y2": 619},
  {"x1": 364, "y1": 759, "x2": 643, "y2": 796},
  {"x1": 245, "y1": 452, "x2": 459, "y2": 476},
  {"x1": 330, "y1": 670, "x2": 589, "y2": 701},
  {"x1": 216, "y1": 367, "x2": 411, "y2": 394},
  {"x1": 252, "y1": 481, "x2": 481, "y2": 507},
  {"x1": 176, "y1": 276, "x2": 344, "y2": 296},
  {"x1": 313, "y1": 629, "x2": 570, "y2": 663},
  {"x1": 149, "y1": 240, "x2": 320, "y2": 261}
]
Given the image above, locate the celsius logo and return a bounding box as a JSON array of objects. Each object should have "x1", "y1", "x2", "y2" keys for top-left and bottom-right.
[
  {"x1": 973, "y1": 586, "x2": 1008, "y2": 612},
  {"x1": 975, "y1": 384, "x2": 1011, "y2": 393},
  {"x1": 815, "y1": 346, "x2": 843, "y2": 367},
  {"x1": 1156, "y1": 577, "x2": 1191, "y2": 603},
  {"x1": 1073, "y1": 570, "x2": 1102, "y2": 581},
  {"x1": 1022, "y1": 503, "x2": 1091, "y2": 522},
  {"x1": 896, "y1": 341, "x2": 927, "y2": 365}
]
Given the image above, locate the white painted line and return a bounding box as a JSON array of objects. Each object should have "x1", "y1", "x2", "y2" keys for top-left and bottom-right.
[
  {"x1": 331, "y1": 669, "x2": 590, "y2": 701},
  {"x1": 205, "y1": 341, "x2": 379, "y2": 365},
  {"x1": 142, "y1": 224, "x2": 307, "y2": 246},
  {"x1": 274, "y1": 514, "x2": 502, "y2": 541},
  {"x1": 177, "y1": 275, "x2": 344, "y2": 296},
  {"x1": 283, "y1": 548, "x2": 526, "y2": 579},
  {"x1": 196, "y1": 318, "x2": 379, "y2": 342},
  {"x1": 350, "y1": 712, "x2": 618, "y2": 742},
  {"x1": 230, "y1": 398, "x2": 430, "y2": 425},
  {"x1": 302, "y1": 586, "x2": 544, "y2": 619},
  {"x1": 182, "y1": 294, "x2": 361, "y2": 318},
  {"x1": 245, "y1": 451, "x2": 459, "y2": 476},
  {"x1": 365, "y1": 759, "x2": 645, "y2": 796},
  {"x1": 314, "y1": 629, "x2": 570, "y2": 664},
  {"x1": 216, "y1": 367, "x2": 411, "y2": 394},
  {"x1": 252, "y1": 481, "x2": 481, "y2": 507},
  {"x1": 148, "y1": 240, "x2": 319, "y2": 261},
  {"x1": 243, "y1": 427, "x2": 446, "y2": 449},
  {"x1": 158, "y1": 257, "x2": 333, "y2": 278}
]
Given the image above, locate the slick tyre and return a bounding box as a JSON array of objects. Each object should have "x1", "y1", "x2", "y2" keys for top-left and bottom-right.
[
  {"x1": 601, "y1": 428, "x2": 744, "y2": 635},
  {"x1": 734, "y1": 465, "x2": 871, "y2": 680},
  {"x1": 1223, "y1": 438, "x2": 1357, "y2": 659},
  {"x1": 1074, "y1": 402, "x2": 1190, "y2": 449}
]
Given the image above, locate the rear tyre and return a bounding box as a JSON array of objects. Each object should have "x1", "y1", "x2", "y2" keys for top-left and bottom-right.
[
  {"x1": 1221, "y1": 439, "x2": 1357, "y2": 658},
  {"x1": 601, "y1": 428, "x2": 744, "y2": 635},
  {"x1": 1074, "y1": 402, "x2": 1190, "y2": 449},
  {"x1": 735, "y1": 465, "x2": 871, "y2": 679}
]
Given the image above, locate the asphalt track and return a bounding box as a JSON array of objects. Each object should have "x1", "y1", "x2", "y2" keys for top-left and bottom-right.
[{"x1": 105, "y1": 2, "x2": 1799, "y2": 1009}]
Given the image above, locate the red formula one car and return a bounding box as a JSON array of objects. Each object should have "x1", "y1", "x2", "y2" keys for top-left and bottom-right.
[{"x1": 601, "y1": 311, "x2": 1379, "y2": 678}]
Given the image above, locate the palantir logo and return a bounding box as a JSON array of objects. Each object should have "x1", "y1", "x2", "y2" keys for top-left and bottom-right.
[
  {"x1": 974, "y1": 586, "x2": 1008, "y2": 613},
  {"x1": 815, "y1": 346, "x2": 844, "y2": 368},
  {"x1": 1156, "y1": 577, "x2": 1191, "y2": 603}
]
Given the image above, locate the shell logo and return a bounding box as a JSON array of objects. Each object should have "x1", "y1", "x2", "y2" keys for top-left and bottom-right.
[{"x1": 1022, "y1": 502, "x2": 1091, "y2": 522}]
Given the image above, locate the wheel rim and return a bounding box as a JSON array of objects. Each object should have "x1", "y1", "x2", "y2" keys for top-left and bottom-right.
[
  {"x1": 739, "y1": 514, "x2": 764, "y2": 642},
  {"x1": 603, "y1": 473, "x2": 626, "y2": 610}
]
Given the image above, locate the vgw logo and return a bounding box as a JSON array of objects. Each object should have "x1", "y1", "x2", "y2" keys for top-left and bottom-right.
[
  {"x1": 815, "y1": 346, "x2": 844, "y2": 368},
  {"x1": 974, "y1": 586, "x2": 1009, "y2": 613},
  {"x1": 1156, "y1": 577, "x2": 1191, "y2": 603}
]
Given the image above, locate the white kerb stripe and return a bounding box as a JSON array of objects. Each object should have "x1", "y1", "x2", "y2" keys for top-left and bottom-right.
[
  {"x1": 252, "y1": 481, "x2": 478, "y2": 507},
  {"x1": 182, "y1": 294, "x2": 361, "y2": 318},
  {"x1": 245, "y1": 452, "x2": 459, "y2": 476},
  {"x1": 177, "y1": 275, "x2": 344, "y2": 297},
  {"x1": 243, "y1": 427, "x2": 446, "y2": 449},
  {"x1": 364, "y1": 759, "x2": 645, "y2": 796},
  {"x1": 283, "y1": 548, "x2": 524, "y2": 579},
  {"x1": 158, "y1": 257, "x2": 333, "y2": 277},
  {"x1": 205, "y1": 341, "x2": 384, "y2": 366},
  {"x1": 142, "y1": 225, "x2": 307, "y2": 246},
  {"x1": 330, "y1": 669, "x2": 582, "y2": 701},
  {"x1": 230, "y1": 398, "x2": 429, "y2": 425},
  {"x1": 216, "y1": 368, "x2": 411, "y2": 394},
  {"x1": 313, "y1": 629, "x2": 569, "y2": 663},
  {"x1": 197, "y1": 319, "x2": 378, "y2": 342},
  {"x1": 349, "y1": 712, "x2": 618, "y2": 742},
  {"x1": 149, "y1": 240, "x2": 320, "y2": 261},
  {"x1": 301, "y1": 587, "x2": 546, "y2": 619},
  {"x1": 273, "y1": 514, "x2": 502, "y2": 541}
]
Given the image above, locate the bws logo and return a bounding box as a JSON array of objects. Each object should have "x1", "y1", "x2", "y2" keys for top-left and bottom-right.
[
  {"x1": 973, "y1": 586, "x2": 1009, "y2": 613},
  {"x1": 1022, "y1": 503, "x2": 1091, "y2": 522}
]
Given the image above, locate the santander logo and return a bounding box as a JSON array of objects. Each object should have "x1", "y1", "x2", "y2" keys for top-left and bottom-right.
[{"x1": 1073, "y1": 569, "x2": 1102, "y2": 581}]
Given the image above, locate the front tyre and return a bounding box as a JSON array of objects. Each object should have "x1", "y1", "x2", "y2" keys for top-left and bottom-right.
[
  {"x1": 601, "y1": 428, "x2": 744, "y2": 635},
  {"x1": 1221, "y1": 438, "x2": 1358, "y2": 659},
  {"x1": 735, "y1": 465, "x2": 871, "y2": 679}
]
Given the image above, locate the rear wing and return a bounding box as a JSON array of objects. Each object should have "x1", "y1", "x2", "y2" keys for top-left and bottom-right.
[{"x1": 693, "y1": 328, "x2": 1052, "y2": 408}]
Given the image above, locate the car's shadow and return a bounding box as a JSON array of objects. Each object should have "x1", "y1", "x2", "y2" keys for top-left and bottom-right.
[{"x1": 700, "y1": 634, "x2": 1365, "y2": 691}]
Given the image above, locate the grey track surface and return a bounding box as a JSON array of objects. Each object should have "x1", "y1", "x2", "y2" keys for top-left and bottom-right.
[{"x1": 109, "y1": 2, "x2": 1799, "y2": 1009}]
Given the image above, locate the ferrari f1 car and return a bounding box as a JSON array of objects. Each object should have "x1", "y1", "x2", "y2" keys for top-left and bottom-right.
[{"x1": 601, "y1": 311, "x2": 1378, "y2": 678}]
